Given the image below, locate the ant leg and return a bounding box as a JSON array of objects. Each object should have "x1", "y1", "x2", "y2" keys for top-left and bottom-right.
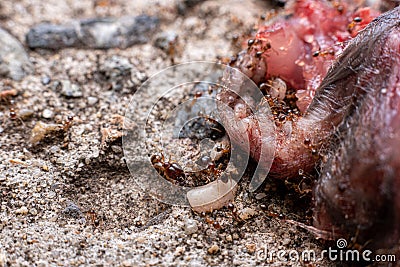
[{"x1": 9, "y1": 100, "x2": 25, "y2": 126}]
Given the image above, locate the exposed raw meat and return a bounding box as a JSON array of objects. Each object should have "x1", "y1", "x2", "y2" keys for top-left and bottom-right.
[
  {"x1": 222, "y1": 0, "x2": 382, "y2": 178},
  {"x1": 234, "y1": 0, "x2": 379, "y2": 112},
  {"x1": 218, "y1": 0, "x2": 400, "y2": 248}
]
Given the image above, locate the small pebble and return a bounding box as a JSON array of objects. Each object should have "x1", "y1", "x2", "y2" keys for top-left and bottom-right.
[
  {"x1": 36, "y1": 259, "x2": 48, "y2": 267},
  {"x1": 87, "y1": 96, "x2": 98, "y2": 105},
  {"x1": 282, "y1": 237, "x2": 291, "y2": 246},
  {"x1": 49, "y1": 145, "x2": 60, "y2": 154},
  {"x1": 121, "y1": 260, "x2": 133, "y2": 267},
  {"x1": 226, "y1": 234, "x2": 233, "y2": 242},
  {"x1": 174, "y1": 246, "x2": 185, "y2": 256},
  {"x1": 30, "y1": 121, "x2": 63, "y2": 144},
  {"x1": 148, "y1": 258, "x2": 159, "y2": 266},
  {"x1": 30, "y1": 208, "x2": 38, "y2": 216},
  {"x1": 154, "y1": 31, "x2": 178, "y2": 51},
  {"x1": 15, "y1": 206, "x2": 29, "y2": 215},
  {"x1": 42, "y1": 109, "x2": 54, "y2": 119},
  {"x1": 245, "y1": 243, "x2": 256, "y2": 254},
  {"x1": 46, "y1": 191, "x2": 56, "y2": 199},
  {"x1": 135, "y1": 71, "x2": 147, "y2": 82},
  {"x1": 92, "y1": 147, "x2": 100, "y2": 158},
  {"x1": 135, "y1": 237, "x2": 146, "y2": 243},
  {"x1": 111, "y1": 145, "x2": 122, "y2": 153},
  {"x1": 0, "y1": 27, "x2": 33, "y2": 80},
  {"x1": 184, "y1": 219, "x2": 198, "y2": 235},
  {"x1": 238, "y1": 207, "x2": 257, "y2": 220},
  {"x1": 63, "y1": 203, "x2": 83, "y2": 219},
  {"x1": 59, "y1": 80, "x2": 83, "y2": 98},
  {"x1": 19, "y1": 109, "x2": 34, "y2": 119},
  {"x1": 26, "y1": 15, "x2": 159, "y2": 49},
  {"x1": 102, "y1": 56, "x2": 133, "y2": 79},
  {"x1": 207, "y1": 244, "x2": 219, "y2": 254},
  {"x1": 41, "y1": 76, "x2": 51, "y2": 85}
]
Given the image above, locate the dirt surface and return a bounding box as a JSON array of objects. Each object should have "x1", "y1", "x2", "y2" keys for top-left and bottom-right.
[{"x1": 0, "y1": 0, "x2": 336, "y2": 266}]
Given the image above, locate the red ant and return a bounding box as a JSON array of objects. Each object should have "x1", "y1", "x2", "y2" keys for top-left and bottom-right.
[
  {"x1": 332, "y1": 1, "x2": 344, "y2": 14},
  {"x1": 259, "y1": 204, "x2": 286, "y2": 220},
  {"x1": 63, "y1": 115, "x2": 74, "y2": 131},
  {"x1": 227, "y1": 202, "x2": 242, "y2": 221},
  {"x1": 85, "y1": 210, "x2": 101, "y2": 227},
  {"x1": 197, "y1": 154, "x2": 230, "y2": 185},
  {"x1": 8, "y1": 99, "x2": 18, "y2": 121},
  {"x1": 347, "y1": 17, "x2": 363, "y2": 32},
  {"x1": 199, "y1": 202, "x2": 242, "y2": 228},
  {"x1": 1, "y1": 89, "x2": 17, "y2": 120},
  {"x1": 151, "y1": 152, "x2": 185, "y2": 184},
  {"x1": 247, "y1": 38, "x2": 273, "y2": 60},
  {"x1": 199, "y1": 211, "x2": 221, "y2": 229},
  {"x1": 1, "y1": 98, "x2": 25, "y2": 126},
  {"x1": 312, "y1": 49, "x2": 335, "y2": 58}
]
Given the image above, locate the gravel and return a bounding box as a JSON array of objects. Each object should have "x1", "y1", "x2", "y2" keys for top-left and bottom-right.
[
  {"x1": 59, "y1": 80, "x2": 83, "y2": 98},
  {"x1": 184, "y1": 219, "x2": 198, "y2": 235}
]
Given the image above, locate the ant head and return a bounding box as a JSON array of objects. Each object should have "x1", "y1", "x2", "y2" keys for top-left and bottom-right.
[{"x1": 151, "y1": 151, "x2": 166, "y2": 164}]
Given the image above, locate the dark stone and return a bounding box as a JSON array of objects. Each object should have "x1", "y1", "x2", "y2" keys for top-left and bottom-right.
[{"x1": 26, "y1": 15, "x2": 159, "y2": 49}]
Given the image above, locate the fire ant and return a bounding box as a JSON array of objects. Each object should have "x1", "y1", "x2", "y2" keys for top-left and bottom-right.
[
  {"x1": 199, "y1": 149, "x2": 230, "y2": 183},
  {"x1": 1, "y1": 88, "x2": 19, "y2": 122},
  {"x1": 8, "y1": 99, "x2": 18, "y2": 121},
  {"x1": 150, "y1": 152, "x2": 185, "y2": 184},
  {"x1": 332, "y1": 1, "x2": 345, "y2": 14},
  {"x1": 63, "y1": 115, "x2": 74, "y2": 131},
  {"x1": 166, "y1": 36, "x2": 179, "y2": 65},
  {"x1": 248, "y1": 38, "x2": 272, "y2": 59},
  {"x1": 347, "y1": 17, "x2": 363, "y2": 32},
  {"x1": 259, "y1": 203, "x2": 285, "y2": 220},
  {"x1": 199, "y1": 211, "x2": 221, "y2": 229},
  {"x1": 1, "y1": 98, "x2": 25, "y2": 126},
  {"x1": 200, "y1": 203, "x2": 240, "y2": 226},
  {"x1": 85, "y1": 210, "x2": 102, "y2": 227},
  {"x1": 312, "y1": 49, "x2": 335, "y2": 58},
  {"x1": 227, "y1": 202, "x2": 241, "y2": 221},
  {"x1": 205, "y1": 214, "x2": 221, "y2": 229}
]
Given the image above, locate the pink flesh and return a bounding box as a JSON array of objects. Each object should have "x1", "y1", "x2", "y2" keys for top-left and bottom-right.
[
  {"x1": 223, "y1": 0, "x2": 382, "y2": 178},
  {"x1": 241, "y1": 0, "x2": 380, "y2": 112},
  {"x1": 225, "y1": 2, "x2": 400, "y2": 247}
]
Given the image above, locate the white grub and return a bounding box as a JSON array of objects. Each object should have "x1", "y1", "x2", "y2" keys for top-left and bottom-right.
[
  {"x1": 187, "y1": 179, "x2": 237, "y2": 213},
  {"x1": 268, "y1": 77, "x2": 287, "y2": 100}
]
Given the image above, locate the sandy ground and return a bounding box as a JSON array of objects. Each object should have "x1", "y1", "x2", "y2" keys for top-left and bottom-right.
[{"x1": 0, "y1": 0, "x2": 337, "y2": 266}]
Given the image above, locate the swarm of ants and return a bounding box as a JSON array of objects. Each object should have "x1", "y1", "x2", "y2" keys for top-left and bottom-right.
[{"x1": 150, "y1": 147, "x2": 230, "y2": 188}]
